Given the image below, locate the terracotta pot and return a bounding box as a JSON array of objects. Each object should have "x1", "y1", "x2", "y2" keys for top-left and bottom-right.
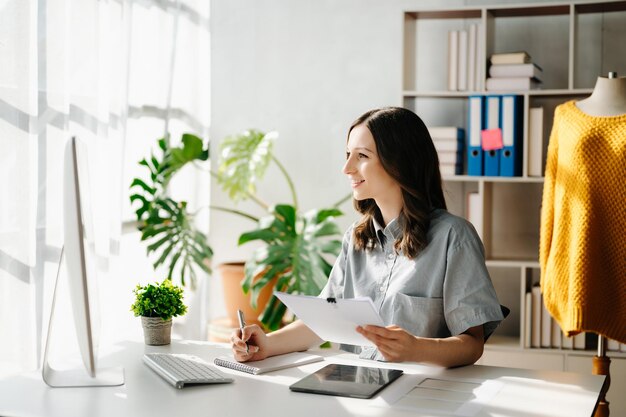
[
  {"x1": 218, "y1": 262, "x2": 277, "y2": 328},
  {"x1": 141, "y1": 316, "x2": 172, "y2": 345}
]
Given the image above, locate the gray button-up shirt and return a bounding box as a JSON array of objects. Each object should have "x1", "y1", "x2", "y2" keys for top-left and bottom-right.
[{"x1": 319, "y1": 209, "x2": 504, "y2": 360}]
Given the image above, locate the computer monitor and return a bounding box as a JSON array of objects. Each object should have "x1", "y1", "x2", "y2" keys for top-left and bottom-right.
[{"x1": 42, "y1": 136, "x2": 124, "y2": 387}]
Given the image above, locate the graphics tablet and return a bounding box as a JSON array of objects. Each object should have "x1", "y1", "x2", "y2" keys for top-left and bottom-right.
[{"x1": 289, "y1": 363, "x2": 403, "y2": 399}]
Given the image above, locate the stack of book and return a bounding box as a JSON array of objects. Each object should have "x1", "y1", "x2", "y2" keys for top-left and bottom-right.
[
  {"x1": 486, "y1": 51, "x2": 542, "y2": 91},
  {"x1": 428, "y1": 127, "x2": 464, "y2": 176}
]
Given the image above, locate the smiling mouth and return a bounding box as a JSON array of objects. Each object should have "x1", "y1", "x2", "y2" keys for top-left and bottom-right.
[{"x1": 351, "y1": 180, "x2": 365, "y2": 188}]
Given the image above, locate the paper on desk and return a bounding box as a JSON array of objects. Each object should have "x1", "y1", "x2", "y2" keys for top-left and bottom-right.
[
  {"x1": 274, "y1": 291, "x2": 384, "y2": 346},
  {"x1": 371, "y1": 373, "x2": 503, "y2": 416}
]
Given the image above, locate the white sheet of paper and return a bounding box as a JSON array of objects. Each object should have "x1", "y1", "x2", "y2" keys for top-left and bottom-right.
[
  {"x1": 372, "y1": 374, "x2": 503, "y2": 417},
  {"x1": 274, "y1": 291, "x2": 384, "y2": 346}
]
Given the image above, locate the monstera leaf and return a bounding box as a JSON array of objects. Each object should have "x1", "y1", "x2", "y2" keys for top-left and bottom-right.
[
  {"x1": 217, "y1": 129, "x2": 277, "y2": 202},
  {"x1": 130, "y1": 133, "x2": 212, "y2": 289},
  {"x1": 238, "y1": 204, "x2": 343, "y2": 330}
]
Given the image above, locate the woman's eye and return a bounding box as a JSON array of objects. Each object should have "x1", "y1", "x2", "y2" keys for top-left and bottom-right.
[
  {"x1": 358, "y1": 153, "x2": 368, "y2": 159},
  {"x1": 345, "y1": 152, "x2": 350, "y2": 159}
]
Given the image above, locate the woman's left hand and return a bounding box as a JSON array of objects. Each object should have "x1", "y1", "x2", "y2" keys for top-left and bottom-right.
[{"x1": 356, "y1": 324, "x2": 417, "y2": 362}]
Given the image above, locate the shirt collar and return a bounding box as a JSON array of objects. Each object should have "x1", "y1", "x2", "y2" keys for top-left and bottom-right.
[{"x1": 372, "y1": 216, "x2": 402, "y2": 247}]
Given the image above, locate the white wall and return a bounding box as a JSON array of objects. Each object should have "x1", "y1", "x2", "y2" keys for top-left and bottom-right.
[{"x1": 209, "y1": 0, "x2": 400, "y2": 266}]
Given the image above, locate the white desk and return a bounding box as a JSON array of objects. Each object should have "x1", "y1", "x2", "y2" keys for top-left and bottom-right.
[{"x1": 0, "y1": 340, "x2": 605, "y2": 417}]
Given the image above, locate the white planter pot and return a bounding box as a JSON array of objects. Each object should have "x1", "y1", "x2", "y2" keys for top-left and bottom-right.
[{"x1": 141, "y1": 316, "x2": 172, "y2": 346}]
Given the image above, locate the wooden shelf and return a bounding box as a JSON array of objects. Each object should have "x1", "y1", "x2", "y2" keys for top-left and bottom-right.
[
  {"x1": 403, "y1": 0, "x2": 626, "y2": 376},
  {"x1": 443, "y1": 175, "x2": 544, "y2": 183}
]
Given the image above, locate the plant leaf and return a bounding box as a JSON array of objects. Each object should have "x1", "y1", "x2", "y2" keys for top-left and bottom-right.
[
  {"x1": 239, "y1": 204, "x2": 344, "y2": 329},
  {"x1": 217, "y1": 129, "x2": 277, "y2": 202},
  {"x1": 128, "y1": 134, "x2": 213, "y2": 290}
]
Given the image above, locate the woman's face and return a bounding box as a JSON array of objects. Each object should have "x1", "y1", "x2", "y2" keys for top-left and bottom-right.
[{"x1": 343, "y1": 123, "x2": 401, "y2": 204}]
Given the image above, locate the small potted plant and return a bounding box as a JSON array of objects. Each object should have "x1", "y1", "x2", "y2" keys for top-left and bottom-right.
[{"x1": 131, "y1": 279, "x2": 188, "y2": 345}]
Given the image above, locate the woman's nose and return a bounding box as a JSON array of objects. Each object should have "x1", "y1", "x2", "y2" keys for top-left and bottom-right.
[{"x1": 342, "y1": 156, "x2": 355, "y2": 175}]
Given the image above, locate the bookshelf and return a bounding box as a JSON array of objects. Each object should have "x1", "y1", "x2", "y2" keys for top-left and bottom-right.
[{"x1": 401, "y1": 0, "x2": 626, "y2": 382}]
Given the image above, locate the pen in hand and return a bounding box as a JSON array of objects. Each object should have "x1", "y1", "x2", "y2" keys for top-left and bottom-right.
[{"x1": 237, "y1": 309, "x2": 249, "y2": 354}]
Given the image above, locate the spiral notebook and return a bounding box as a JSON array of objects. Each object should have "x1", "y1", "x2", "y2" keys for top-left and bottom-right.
[{"x1": 214, "y1": 352, "x2": 323, "y2": 375}]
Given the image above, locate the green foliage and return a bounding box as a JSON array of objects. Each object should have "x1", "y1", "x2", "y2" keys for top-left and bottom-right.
[
  {"x1": 239, "y1": 205, "x2": 343, "y2": 330},
  {"x1": 215, "y1": 129, "x2": 347, "y2": 331},
  {"x1": 130, "y1": 133, "x2": 212, "y2": 289},
  {"x1": 130, "y1": 279, "x2": 188, "y2": 320},
  {"x1": 217, "y1": 129, "x2": 276, "y2": 202}
]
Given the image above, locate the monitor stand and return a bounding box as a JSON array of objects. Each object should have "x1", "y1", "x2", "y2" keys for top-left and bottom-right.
[{"x1": 42, "y1": 247, "x2": 124, "y2": 387}]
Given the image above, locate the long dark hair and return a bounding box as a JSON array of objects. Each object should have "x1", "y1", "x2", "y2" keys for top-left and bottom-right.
[{"x1": 350, "y1": 107, "x2": 446, "y2": 258}]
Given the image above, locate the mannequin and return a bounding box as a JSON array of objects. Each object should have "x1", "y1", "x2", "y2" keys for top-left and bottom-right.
[
  {"x1": 579, "y1": 72, "x2": 626, "y2": 417},
  {"x1": 576, "y1": 72, "x2": 626, "y2": 116},
  {"x1": 540, "y1": 72, "x2": 626, "y2": 417}
]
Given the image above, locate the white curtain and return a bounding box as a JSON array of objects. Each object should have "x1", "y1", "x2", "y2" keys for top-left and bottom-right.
[{"x1": 0, "y1": 0, "x2": 211, "y2": 375}]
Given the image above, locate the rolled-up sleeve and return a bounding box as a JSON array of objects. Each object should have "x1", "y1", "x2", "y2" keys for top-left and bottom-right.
[{"x1": 443, "y1": 234, "x2": 504, "y2": 340}]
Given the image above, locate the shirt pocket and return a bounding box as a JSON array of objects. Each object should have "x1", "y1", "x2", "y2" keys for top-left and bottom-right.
[{"x1": 389, "y1": 293, "x2": 450, "y2": 338}]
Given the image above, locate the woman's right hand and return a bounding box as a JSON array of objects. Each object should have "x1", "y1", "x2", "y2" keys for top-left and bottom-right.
[{"x1": 230, "y1": 323, "x2": 270, "y2": 362}]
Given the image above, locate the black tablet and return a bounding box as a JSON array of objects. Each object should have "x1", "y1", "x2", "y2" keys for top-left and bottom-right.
[{"x1": 289, "y1": 363, "x2": 403, "y2": 399}]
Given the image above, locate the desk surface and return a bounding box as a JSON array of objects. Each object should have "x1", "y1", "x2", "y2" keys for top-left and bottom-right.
[{"x1": 0, "y1": 340, "x2": 605, "y2": 417}]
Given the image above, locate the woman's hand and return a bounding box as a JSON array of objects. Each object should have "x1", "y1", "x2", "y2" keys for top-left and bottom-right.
[
  {"x1": 356, "y1": 325, "x2": 418, "y2": 362},
  {"x1": 357, "y1": 324, "x2": 485, "y2": 366},
  {"x1": 230, "y1": 324, "x2": 269, "y2": 362}
]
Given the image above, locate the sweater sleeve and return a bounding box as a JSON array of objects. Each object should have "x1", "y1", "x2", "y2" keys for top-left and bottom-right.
[{"x1": 539, "y1": 106, "x2": 560, "y2": 273}]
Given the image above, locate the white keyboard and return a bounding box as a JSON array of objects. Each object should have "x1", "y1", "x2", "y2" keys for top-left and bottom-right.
[{"x1": 143, "y1": 353, "x2": 234, "y2": 389}]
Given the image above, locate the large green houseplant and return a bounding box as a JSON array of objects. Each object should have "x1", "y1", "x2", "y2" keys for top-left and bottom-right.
[
  {"x1": 130, "y1": 134, "x2": 213, "y2": 290},
  {"x1": 213, "y1": 129, "x2": 349, "y2": 330},
  {"x1": 130, "y1": 130, "x2": 348, "y2": 331}
]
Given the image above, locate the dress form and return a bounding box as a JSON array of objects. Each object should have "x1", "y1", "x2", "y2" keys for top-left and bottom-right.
[
  {"x1": 576, "y1": 72, "x2": 626, "y2": 116},
  {"x1": 573, "y1": 72, "x2": 625, "y2": 417}
]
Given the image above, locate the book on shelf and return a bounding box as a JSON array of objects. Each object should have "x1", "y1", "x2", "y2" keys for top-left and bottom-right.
[
  {"x1": 607, "y1": 338, "x2": 620, "y2": 351},
  {"x1": 489, "y1": 63, "x2": 543, "y2": 79},
  {"x1": 562, "y1": 334, "x2": 574, "y2": 349},
  {"x1": 540, "y1": 294, "x2": 551, "y2": 348},
  {"x1": 474, "y1": 24, "x2": 484, "y2": 90},
  {"x1": 434, "y1": 140, "x2": 463, "y2": 152},
  {"x1": 531, "y1": 285, "x2": 541, "y2": 348},
  {"x1": 428, "y1": 126, "x2": 464, "y2": 140},
  {"x1": 457, "y1": 29, "x2": 468, "y2": 91},
  {"x1": 490, "y1": 51, "x2": 532, "y2": 65},
  {"x1": 573, "y1": 332, "x2": 586, "y2": 350},
  {"x1": 483, "y1": 95, "x2": 501, "y2": 176},
  {"x1": 500, "y1": 95, "x2": 523, "y2": 177},
  {"x1": 485, "y1": 76, "x2": 541, "y2": 91},
  {"x1": 467, "y1": 24, "x2": 477, "y2": 91},
  {"x1": 551, "y1": 318, "x2": 561, "y2": 348},
  {"x1": 447, "y1": 30, "x2": 458, "y2": 91},
  {"x1": 440, "y1": 163, "x2": 463, "y2": 176},
  {"x1": 524, "y1": 291, "x2": 532, "y2": 348},
  {"x1": 467, "y1": 96, "x2": 484, "y2": 175},
  {"x1": 438, "y1": 151, "x2": 463, "y2": 165},
  {"x1": 466, "y1": 192, "x2": 482, "y2": 239}
]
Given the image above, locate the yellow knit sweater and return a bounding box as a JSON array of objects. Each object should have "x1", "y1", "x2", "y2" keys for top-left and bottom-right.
[{"x1": 540, "y1": 100, "x2": 626, "y2": 344}]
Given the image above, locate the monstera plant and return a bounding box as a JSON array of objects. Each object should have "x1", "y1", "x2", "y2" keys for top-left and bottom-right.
[
  {"x1": 130, "y1": 134, "x2": 212, "y2": 289},
  {"x1": 213, "y1": 130, "x2": 349, "y2": 331},
  {"x1": 130, "y1": 130, "x2": 348, "y2": 329}
]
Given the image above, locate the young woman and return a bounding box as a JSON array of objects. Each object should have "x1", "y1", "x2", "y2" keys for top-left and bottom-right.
[{"x1": 230, "y1": 107, "x2": 504, "y2": 367}]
